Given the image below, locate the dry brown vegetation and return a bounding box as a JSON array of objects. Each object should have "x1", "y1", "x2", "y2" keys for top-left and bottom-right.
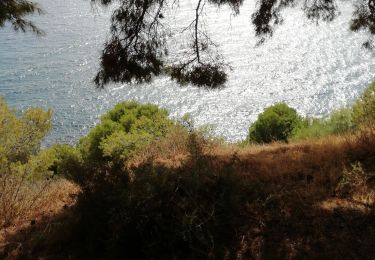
[
  {"x1": 0, "y1": 178, "x2": 79, "y2": 258},
  {"x1": 1, "y1": 125, "x2": 375, "y2": 259}
]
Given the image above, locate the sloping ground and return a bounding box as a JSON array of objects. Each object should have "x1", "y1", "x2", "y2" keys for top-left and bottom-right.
[
  {"x1": 1, "y1": 130, "x2": 375, "y2": 259},
  {"x1": 126, "y1": 130, "x2": 375, "y2": 259},
  {"x1": 0, "y1": 179, "x2": 79, "y2": 259},
  {"x1": 230, "y1": 136, "x2": 375, "y2": 259}
]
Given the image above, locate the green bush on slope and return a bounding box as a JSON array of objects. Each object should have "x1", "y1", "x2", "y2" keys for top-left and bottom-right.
[
  {"x1": 51, "y1": 101, "x2": 174, "y2": 184},
  {"x1": 79, "y1": 101, "x2": 173, "y2": 163},
  {"x1": 0, "y1": 97, "x2": 54, "y2": 177},
  {"x1": 0, "y1": 97, "x2": 52, "y2": 163},
  {"x1": 248, "y1": 103, "x2": 302, "y2": 143},
  {"x1": 50, "y1": 144, "x2": 83, "y2": 181}
]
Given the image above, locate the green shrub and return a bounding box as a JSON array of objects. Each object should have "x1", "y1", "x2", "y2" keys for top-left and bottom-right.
[
  {"x1": 248, "y1": 103, "x2": 302, "y2": 143},
  {"x1": 291, "y1": 80, "x2": 375, "y2": 141},
  {"x1": 353, "y1": 80, "x2": 375, "y2": 126},
  {"x1": 78, "y1": 101, "x2": 173, "y2": 164},
  {"x1": 292, "y1": 118, "x2": 328, "y2": 140},
  {"x1": 49, "y1": 101, "x2": 176, "y2": 185},
  {"x1": 247, "y1": 81, "x2": 374, "y2": 143}
]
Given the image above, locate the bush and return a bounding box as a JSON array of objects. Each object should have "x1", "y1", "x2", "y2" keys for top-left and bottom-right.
[
  {"x1": 0, "y1": 97, "x2": 55, "y2": 227},
  {"x1": 353, "y1": 80, "x2": 375, "y2": 126},
  {"x1": 79, "y1": 101, "x2": 173, "y2": 164},
  {"x1": 247, "y1": 81, "x2": 374, "y2": 143},
  {"x1": 248, "y1": 103, "x2": 302, "y2": 143},
  {"x1": 58, "y1": 101, "x2": 176, "y2": 185},
  {"x1": 0, "y1": 97, "x2": 52, "y2": 163}
]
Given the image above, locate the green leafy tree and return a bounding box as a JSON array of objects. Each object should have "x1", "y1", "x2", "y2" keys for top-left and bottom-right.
[
  {"x1": 0, "y1": 97, "x2": 52, "y2": 164},
  {"x1": 0, "y1": 97, "x2": 54, "y2": 226},
  {"x1": 248, "y1": 102, "x2": 302, "y2": 143}
]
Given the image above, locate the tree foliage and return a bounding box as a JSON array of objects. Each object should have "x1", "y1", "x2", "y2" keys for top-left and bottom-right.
[
  {"x1": 248, "y1": 102, "x2": 302, "y2": 143},
  {"x1": 0, "y1": 97, "x2": 54, "y2": 226},
  {"x1": 0, "y1": 97, "x2": 52, "y2": 164},
  {"x1": 79, "y1": 101, "x2": 173, "y2": 163},
  {"x1": 93, "y1": 0, "x2": 375, "y2": 88},
  {"x1": 0, "y1": 0, "x2": 44, "y2": 35},
  {"x1": 50, "y1": 101, "x2": 174, "y2": 185},
  {"x1": 0, "y1": 97, "x2": 53, "y2": 176}
]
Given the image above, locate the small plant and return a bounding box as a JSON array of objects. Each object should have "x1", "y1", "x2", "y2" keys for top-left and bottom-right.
[
  {"x1": 248, "y1": 103, "x2": 302, "y2": 143},
  {"x1": 336, "y1": 162, "x2": 368, "y2": 196}
]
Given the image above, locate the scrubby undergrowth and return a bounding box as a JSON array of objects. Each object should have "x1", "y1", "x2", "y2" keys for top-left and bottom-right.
[{"x1": 2, "y1": 123, "x2": 375, "y2": 259}]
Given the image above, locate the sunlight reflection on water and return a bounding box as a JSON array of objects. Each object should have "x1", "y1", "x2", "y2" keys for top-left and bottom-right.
[{"x1": 0, "y1": 0, "x2": 374, "y2": 144}]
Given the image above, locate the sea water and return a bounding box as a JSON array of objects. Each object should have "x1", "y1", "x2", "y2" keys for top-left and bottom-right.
[{"x1": 0, "y1": 0, "x2": 374, "y2": 145}]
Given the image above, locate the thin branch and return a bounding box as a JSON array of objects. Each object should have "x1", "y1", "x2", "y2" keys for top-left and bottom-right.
[{"x1": 195, "y1": 0, "x2": 204, "y2": 63}]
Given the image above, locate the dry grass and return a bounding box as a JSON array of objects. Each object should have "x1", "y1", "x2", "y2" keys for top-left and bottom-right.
[
  {"x1": 129, "y1": 125, "x2": 375, "y2": 207},
  {"x1": 126, "y1": 126, "x2": 375, "y2": 258},
  {"x1": 0, "y1": 177, "x2": 79, "y2": 229},
  {"x1": 0, "y1": 178, "x2": 79, "y2": 254},
  {"x1": 127, "y1": 125, "x2": 223, "y2": 169}
]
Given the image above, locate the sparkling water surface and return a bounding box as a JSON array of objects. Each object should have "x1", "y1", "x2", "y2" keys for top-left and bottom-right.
[{"x1": 0, "y1": 0, "x2": 374, "y2": 145}]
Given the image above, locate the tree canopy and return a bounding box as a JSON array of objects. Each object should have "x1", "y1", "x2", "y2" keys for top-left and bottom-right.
[
  {"x1": 93, "y1": 0, "x2": 374, "y2": 88},
  {"x1": 0, "y1": 0, "x2": 44, "y2": 35}
]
